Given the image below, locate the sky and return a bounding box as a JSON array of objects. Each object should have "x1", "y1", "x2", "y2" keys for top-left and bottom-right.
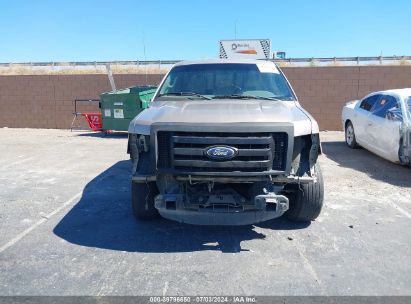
[{"x1": 0, "y1": 0, "x2": 410, "y2": 62}]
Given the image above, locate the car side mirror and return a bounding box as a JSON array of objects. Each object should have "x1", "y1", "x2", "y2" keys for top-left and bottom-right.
[{"x1": 385, "y1": 108, "x2": 402, "y2": 122}]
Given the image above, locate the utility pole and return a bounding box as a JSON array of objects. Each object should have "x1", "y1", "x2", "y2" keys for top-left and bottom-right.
[{"x1": 143, "y1": 32, "x2": 148, "y2": 85}]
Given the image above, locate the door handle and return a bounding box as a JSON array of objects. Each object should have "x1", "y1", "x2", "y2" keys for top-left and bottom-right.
[{"x1": 367, "y1": 121, "x2": 373, "y2": 126}]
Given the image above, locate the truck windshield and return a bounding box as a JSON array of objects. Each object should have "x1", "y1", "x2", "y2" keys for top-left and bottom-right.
[{"x1": 157, "y1": 63, "x2": 296, "y2": 101}]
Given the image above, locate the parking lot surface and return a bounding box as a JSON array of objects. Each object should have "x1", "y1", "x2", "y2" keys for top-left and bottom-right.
[{"x1": 0, "y1": 128, "x2": 410, "y2": 296}]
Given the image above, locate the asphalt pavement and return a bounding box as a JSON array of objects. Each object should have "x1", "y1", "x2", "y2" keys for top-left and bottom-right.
[{"x1": 0, "y1": 129, "x2": 410, "y2": 296}]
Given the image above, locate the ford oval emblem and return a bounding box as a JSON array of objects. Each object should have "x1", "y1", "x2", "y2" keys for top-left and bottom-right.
[{"x1": 205, "y1": 146, "x2": 238, "y2": 160}]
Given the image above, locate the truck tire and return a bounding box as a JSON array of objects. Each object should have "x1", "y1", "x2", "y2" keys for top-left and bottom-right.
[
  {"x1": 285, "y1": 164, "x2": 324, "y2": 222},
  {"x1": 345, "y1": 121, "x2": 359, "y2": 149},
  {"x1": 131, "y1": 181, "x2": 159, "y2": 220}
]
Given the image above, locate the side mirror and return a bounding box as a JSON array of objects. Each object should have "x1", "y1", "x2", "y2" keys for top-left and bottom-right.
[{"x1": 386, "y1": 108, "x2": 403, "y2": 122}]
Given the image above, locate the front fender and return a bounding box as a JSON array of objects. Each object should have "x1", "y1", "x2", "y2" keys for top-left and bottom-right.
[{"x1": 128, "y1": 117, "x2": 151, "y2": 135}]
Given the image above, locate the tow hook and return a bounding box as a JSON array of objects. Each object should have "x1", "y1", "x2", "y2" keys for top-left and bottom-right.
[{"x1": 254, "y1": 194, "x2": 289, "y2": 212}]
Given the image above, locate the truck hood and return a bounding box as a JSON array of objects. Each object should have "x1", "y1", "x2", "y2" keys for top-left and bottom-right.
[{"x1": 129, "y1": 99, "x2": 317, "y2": 136}]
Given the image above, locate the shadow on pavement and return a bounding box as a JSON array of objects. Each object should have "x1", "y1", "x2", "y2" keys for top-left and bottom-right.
[
  {"x1": 54, "y1": 160, "x2": 308, "y2": 253},
  {"x1": 322, "y1": 141, "x2": 411, "y2": 188},
  {"x1": 74, "y1": 131, "x2": 128, "y2": 139}
]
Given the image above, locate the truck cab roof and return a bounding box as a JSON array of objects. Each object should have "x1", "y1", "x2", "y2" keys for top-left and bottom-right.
[{"x1": 173, "y1": 58, "x2": 276, "y2": 67}]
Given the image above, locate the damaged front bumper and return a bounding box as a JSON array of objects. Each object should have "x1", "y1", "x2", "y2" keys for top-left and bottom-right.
[
  {"x1": 132, "y1": 174, "x2": 316, "y2": 183},
  {"x1": 154, "y1": 192, "x2": 289, "y2": 226}
]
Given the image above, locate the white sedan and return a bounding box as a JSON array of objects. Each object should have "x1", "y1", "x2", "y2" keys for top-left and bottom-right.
[{"x1": 342, "y1": 88, "x2": 411, "y2": 165}]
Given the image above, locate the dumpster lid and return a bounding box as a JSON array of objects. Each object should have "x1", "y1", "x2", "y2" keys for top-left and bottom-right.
[
  {"x1": 129, "y1": 85, "x2": 157, "y2": 93},
  {"x1": 101, "y1": 85, "x2": 157, "y2": 95}
]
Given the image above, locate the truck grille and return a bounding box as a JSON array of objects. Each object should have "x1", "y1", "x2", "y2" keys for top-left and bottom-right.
[{"x1": 157, "y1": 131, "x2": 288, "y2": 173}]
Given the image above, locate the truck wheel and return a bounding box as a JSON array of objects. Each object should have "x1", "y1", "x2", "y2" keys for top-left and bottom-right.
[
  {"x1": 131, "y1": 181, "x2": 159, "y2": 220},
  {"x1": 285, "y1": 164, "x2": 324, "y2": 222},
  {"x1": 345, "y1": 121, "x2": 359, "y2": 149}
]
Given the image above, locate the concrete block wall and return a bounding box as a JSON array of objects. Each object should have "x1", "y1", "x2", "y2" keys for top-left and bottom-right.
[
  {"x1": 0, "y1": 66, "x2": 410, "y2": 131},
  {"x1": 282, "y1": 66, "x2": 411, "y2": 130},
  {"x1": 0, "y1": 74, "x2": 163, "y2": 129}
]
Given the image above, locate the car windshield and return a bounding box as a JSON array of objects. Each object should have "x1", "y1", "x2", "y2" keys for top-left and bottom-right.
[
  {"x1": 157, "y1": 63, "x2": 296, "y2": 101},
  {"x1": 407, "y1": 97, "x2": 411, "y2": 123}
]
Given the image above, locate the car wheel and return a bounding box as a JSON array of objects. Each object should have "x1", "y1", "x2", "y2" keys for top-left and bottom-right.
[
  {"x1": 131, "y1": 181, "x2": 159, "y2": 220},
  {"x1": 345, "y1": 121, "x2": 359, "y2": 149},
  {"x1": 285, "y1": 164, "x2": 324, "y2": 222}
]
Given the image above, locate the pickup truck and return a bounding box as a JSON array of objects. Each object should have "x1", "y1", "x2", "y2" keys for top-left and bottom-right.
[{"x1": 127, "y1": 59, "x2": 323, "y2": 225}]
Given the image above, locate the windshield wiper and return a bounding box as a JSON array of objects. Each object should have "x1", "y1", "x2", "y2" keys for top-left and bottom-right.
[
  {"x1": 212, "y1": 94, "x2": 283, "y2": 101},
  {"x1": 158, "y1": 92, "x2": 211, "y2": 100}
]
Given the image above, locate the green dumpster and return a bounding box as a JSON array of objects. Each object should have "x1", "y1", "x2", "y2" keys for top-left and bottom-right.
[{"x1": 99, "y1": 86, "x2": 156, "y2": 131}]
